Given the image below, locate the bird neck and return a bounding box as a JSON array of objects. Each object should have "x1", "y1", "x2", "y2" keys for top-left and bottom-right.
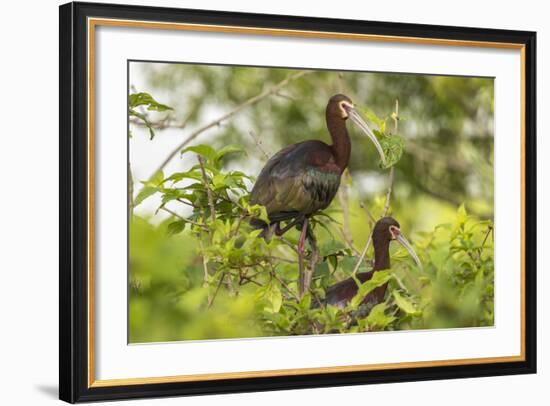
[
  {"x1": 373, "y1": 238, "x2": 391, "y2": 271},
  {"x1": 327, "y1": 114, "x2": 351, "y2": 172}
]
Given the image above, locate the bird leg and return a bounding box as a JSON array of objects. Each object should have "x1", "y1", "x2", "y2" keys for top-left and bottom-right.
[
  {"x1": 304, "y1": 226, "x2": 319, "y2": 297},
  {"x1": 297, "y1": 217, "x2": 309, "y2": 298},
  {"x1": 274, "y1": 216, "x2": 302, "y2": 237}
]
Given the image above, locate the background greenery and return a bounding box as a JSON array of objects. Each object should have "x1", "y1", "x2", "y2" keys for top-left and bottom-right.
[{"x1": 128, "y1": 63, "x2": 494, "y2": 343}]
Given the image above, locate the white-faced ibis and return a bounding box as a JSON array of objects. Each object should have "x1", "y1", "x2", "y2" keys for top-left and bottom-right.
[
  {"x1": 320, "y1": 216, "x2": 421, "y2": 310},
  {"x1": 249, "y1": 94, "x2": 387, "y2": 295}
]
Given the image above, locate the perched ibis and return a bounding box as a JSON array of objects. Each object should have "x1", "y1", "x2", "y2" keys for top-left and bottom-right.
[
  {"x1": 249, "y1": 94, "x2": 387, "y2": 295},
  {"x1": 320, "y1": 216, "x2": 421, "y2": 310}
]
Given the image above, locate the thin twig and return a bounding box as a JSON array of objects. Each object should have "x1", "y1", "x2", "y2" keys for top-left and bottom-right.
[
  {"x1": 360, "y1": 201, "x2": 377, "y2": 223},
  {"x1": 197, "y1": 155, "x2": 216, "y2": 223},
  {"x1": 198, "y1": 238, "x2": 210, "y2": 302},
  {"x1": 231, "y1": 215, "x2": 245, "y2": 238},
  {"x1": 277, "y1": 236, "x2": 300, "y2": 254},
  {"x1": 338, "y1": 228, "x2": 361, "y2": 256},
  {"x1": 382, "y1": 100, "x2": 398, "y2": 217},
  {"x1": 352, "y1": 100, "x2": 400, "y2": 277},
  {"x1": 238, "y1": 273, "x2": 264, "y2": 287},
  {"x1": 274, "y1": 91, "x2": 296, "y2": 101},
  {"x1": 177, "y1": 198, "x2": 196, "y2": 207},
  {"x1": 129, "y1": 109, "x2": 194, "y2": 131},
  {"x1": 477, "y1": 225, "x2": 494, "y2": 261},
  {"x1": 148, "y1": 70, "x2": 311, "y2": 180},
  {"x1": 338, "y1": 169, "x2": 354, "y2": 250},
  {"x1": 303, "y1": 230, "x2": 319, "y2": 298},
  {"x1": 247, "y1": 130, "x2": 271, "y2": 161},
  {"x1": 351, "y1": 235, "x2": 373, "y2": 277},
  {"x1": 382, "y1": 168, "x2": 395, "y2": 217},
  {"x1": 160, "y1": 207, "x2": 208, "y2": 230},
  {"x1": 207, "y1": 274, "x2": 225, "y2": 308},
  {"x1": 271, "y1": 270, "x2": 300, "y2": 302}
]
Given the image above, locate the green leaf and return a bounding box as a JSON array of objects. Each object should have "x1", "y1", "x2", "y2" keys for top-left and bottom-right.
[
  {"x1": 392, "y1": 290, "x2": 419, "y2": 315},
  {"x1": 378, "y1": 133, "x2": 404, "y2": 169},
  {"x1": 328, "y1": 255, "x2": 338, "y2": 271},
  {"x1": 129, "y1": 92, "x2": 173, "y2": 111},
  {"x1": 134, "y1": 186, "x2": 157, "y2": 206},
  {"x1": 133, "y1": 171, "x2": 164, "y2": 207},
  {"x1": 164, "y1": 170, "x2": 203, "y2": 184},
  {"x1": 247, "y1": 204, "x2": 270, "y2": 224},
  {"x1": 215, "y1": 145, "x2": 246, "y2": 164},
  {"x1": 263, "y1": 284, "x2": 283, "y2": 313},
  {"x1": 320, "y1": 239, "x2": 346, "y2": 257},
  {"x1": 349, "y1": 271, "x2": 392, "y2": 309},
  {"x1": 212, "y1": 173, "x2": 227, "y2": 189},
  {"x1": 150, "y1": 170, "x2": 164, "y2": 185},
  {"x1": 181, "y1": 144, "x2": 217, "y2": 162},
  {"x1": 457, "y1": 203, "x2": 468, "y2": 225},
  {"x1": 366, "y1": 303, "x2": 396, "y2": 329},
  {"x1": 362, "y1": 107, "x2": 387, "y2": 132},
  {"x1": 129, "y1": 108, "x2": 156, "y2": 140},
  {"x1": 339, "y1": 256, "x2": 368, "y2": 274},
  {"x1": 166, "y1": 220, "x2": 185, "y2": 236},
  {"x1": 128, "y1": 93, "x2": 172, "y2": 140}
]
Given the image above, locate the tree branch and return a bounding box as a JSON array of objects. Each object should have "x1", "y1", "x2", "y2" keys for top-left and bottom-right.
[
  {"x1": 382, "y1": 100, "x2": 398, "y2": 217},
  {"x1": 352, "y1": 100, "x2": 399, "y2": 277},
  {"x1": 338, "y1": 169, "x2": 354, "y2": 251},
  {"x1": 129, "y1": 109, "x2": 193, "y2": 131},
  {"x1": 207, "y1": 273, "x2": 225, "y2": 309},
  {"x1": 271, "y1": 269, "x2": 300, "y2": 302},
  {"x1": 148, "y1": 70, "x2": 311, "y2": 180},
  {"x1": 382, "y1": 168, "x2": 395, "y2": 217},
  {"x1": 247, "y1": 130, "x2": 271, "y2": 161},
  {"x1": 160, "y1": 207, "x2": 208, "y2": 231}
]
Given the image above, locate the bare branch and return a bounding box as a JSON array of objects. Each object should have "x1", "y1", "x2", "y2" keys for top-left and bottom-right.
[
  {"x1": 352, "y1": 100, "x2": 400, "y2": 277},
  {"x1": 304, "y1": 230, "x2": 319, "y2": 297},
  {"x1": 382, "y1": 168, "x2": 395, "y2": 217},
  {"x1": 247, "y1": 130, "x2": 271, "y2": 161},
  {"x1": 207, "y1": 273, "x2": 225, "y2": 309},
  {"x1": 338, "y1": 169, "x2": 354, "y2": 250},
  {"x1": 198, "y1": 239, "x2": 210, "y2": 296},
  {"x1": 351, "y1": 235, "x2": 373, "y2": 277},
  {"x1": 148, "y1": 70, "x2": 311, "y2": 180},
  {"x1": 338, "y1": 227, "x2": 361, "y2": 256},
  {"x1": 382, "y1": 100, "x2": 399, "y2": 217},
  {"x1": 359, "y1": 201, "x2": 376, "y2": 223}
]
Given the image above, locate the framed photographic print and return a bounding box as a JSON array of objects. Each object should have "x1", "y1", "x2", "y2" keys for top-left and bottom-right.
[{"x1": 59, "y1": 1, "x2": 537, "y2": 403}]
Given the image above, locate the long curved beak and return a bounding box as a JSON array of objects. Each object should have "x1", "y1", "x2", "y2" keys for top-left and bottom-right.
[
  {"x1": 346, "y1": 107, "x2": 387, "y2": 166},
  {"x1": 395, "y1": 233, "x2": 422, "y2": 269}
]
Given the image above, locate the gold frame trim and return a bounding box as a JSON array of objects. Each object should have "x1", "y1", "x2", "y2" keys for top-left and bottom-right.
[{"x1": 87, "y1": 17, "x2": 527, "y2": 388}]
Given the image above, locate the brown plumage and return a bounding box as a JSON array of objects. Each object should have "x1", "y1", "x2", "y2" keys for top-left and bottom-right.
[
  {"x1": 248, "y1": 94, "x2": 387, "y2": 296},
  {"x1": 250, "y1": 95, "x2": 349, "y2": 228},
  {"x1": 249, "y1": 94, "x2": 386, "y2": 232},
  {"x1": 320, "y1": 217, "x2": 422, "y2": 310}
]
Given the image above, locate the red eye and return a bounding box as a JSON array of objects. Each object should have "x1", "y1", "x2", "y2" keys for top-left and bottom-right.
[
  {"x1": 341, "y1": 102, "x2": 353, "y2": 112},
  {"x1": 389, "y1": 225, "x2": 400, "y2": 239}
]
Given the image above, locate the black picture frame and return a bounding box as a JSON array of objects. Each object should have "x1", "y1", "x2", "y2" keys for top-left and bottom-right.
[{"x1": 59, "y1": 1, "x2": 537, "y2": 403}]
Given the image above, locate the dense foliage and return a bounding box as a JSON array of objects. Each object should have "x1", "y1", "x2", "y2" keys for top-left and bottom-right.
[{"x1": 128, "y1": 65, "x2": 494, "y2": 343}]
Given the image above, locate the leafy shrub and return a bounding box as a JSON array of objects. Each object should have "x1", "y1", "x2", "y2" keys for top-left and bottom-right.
[{"x1": 128, "y1": 92, "x2": 494, "y2": 342}]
